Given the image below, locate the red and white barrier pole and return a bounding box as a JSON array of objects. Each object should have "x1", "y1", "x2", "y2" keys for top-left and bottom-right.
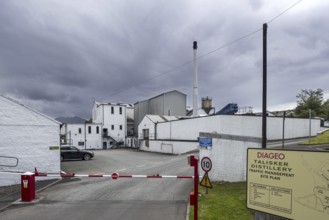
[
  {"x1": 19, "y1": 161, "x2": 199, "y2": 205},
  {"x1": 35, "y1": 172, "x2": 195, "y2": 179}
]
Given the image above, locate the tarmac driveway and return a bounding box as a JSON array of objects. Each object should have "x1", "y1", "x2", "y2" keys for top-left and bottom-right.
[{"x1": 1, "y1": 149, "x2": 194, "y2": 220}]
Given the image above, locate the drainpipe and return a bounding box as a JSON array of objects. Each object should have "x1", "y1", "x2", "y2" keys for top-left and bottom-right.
[
  {"x1": 155, "y1": 123, "x2": 157, "y2": 140},
  {"x1": 170, "y1": 121, "x2": 172, "y2": 140},
  {"x1": 84, "y1": 123, "x2": 87, "y2": 149}
]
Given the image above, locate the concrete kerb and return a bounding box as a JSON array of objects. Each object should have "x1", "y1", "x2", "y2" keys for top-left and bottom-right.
[
  {"x1": 186, "y1": 199, "x2": 190, "y2": 220},
  {"x1": 0, "y1": 178, "x2": 62, "y2": 212}
]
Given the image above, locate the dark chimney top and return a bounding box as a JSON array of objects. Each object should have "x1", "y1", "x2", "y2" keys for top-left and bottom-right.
[{"x1": 193, "y1": 41, "x2": 198, "y2": 50}]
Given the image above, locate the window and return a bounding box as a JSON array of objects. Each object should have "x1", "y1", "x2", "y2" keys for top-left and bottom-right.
[
  {"x1": 119, "y1": 107, "x2": 122, "y2": 115},
  {"x1": 96, "y1": 126, "x2": 99, "y2": 134},
  {"x1": 111, "y1": 125, "x2": 114, "y2": 130},
  {"x1": 120, "y1": 125, "x2": 122, "y2": 130},
  {"x1": 78, "y1": 141, "x2": 84, "y2": 146},
  {"x1": 103, "y1": 128, "x2": 108, "y2": 136},
  {"x1": 78, "y1": 128, "x2": 82, "y2": 134},
  {"x1": 88, "y1": 126, "x2": 91, "y2": 134},
  {"x1": 111, "y1": 106, "x2": 114, "y2": 114}
]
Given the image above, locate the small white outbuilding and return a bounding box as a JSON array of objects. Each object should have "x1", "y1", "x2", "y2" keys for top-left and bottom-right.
[{"x1": 0, "y1": 95, "x2": 61, "y2": 186}]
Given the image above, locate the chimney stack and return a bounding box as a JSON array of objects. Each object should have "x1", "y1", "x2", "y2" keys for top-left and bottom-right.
[{"x1": 192, "y1": 41, "x2": 198, "y2": 117}]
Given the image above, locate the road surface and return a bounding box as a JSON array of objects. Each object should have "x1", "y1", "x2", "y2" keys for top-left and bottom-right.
[{"x1": 1, "y1": 149, "x2": 194, "y2": 220}]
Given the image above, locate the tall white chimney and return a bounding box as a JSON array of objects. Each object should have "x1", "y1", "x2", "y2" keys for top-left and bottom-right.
[{"x1": 192, "y1": 41, "x2": 198, "y2": 117}]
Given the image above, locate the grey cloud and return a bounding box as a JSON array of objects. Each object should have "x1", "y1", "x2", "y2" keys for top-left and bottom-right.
[{"x1": 0, "y1": 0, "x2": 328, "y2": 118}]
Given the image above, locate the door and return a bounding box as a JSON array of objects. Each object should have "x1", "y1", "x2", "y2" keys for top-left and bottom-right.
[{"x1": 103, "y1": 142, "x2": 107, "y2": 149}]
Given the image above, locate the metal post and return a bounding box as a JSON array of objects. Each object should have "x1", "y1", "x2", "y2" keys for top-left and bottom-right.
[
  {"x1": 282, "y1": 111, "x2": 286, "y2": 149},
  {"x1": 194, "y1": 157, "x2": 199, "y2": 220},
  {"x1": 309, "y1": 109, "x2": 311, "y2": 139},
  {"x1": 262, "y1": 23, "x2": 268, "y2": 149}
]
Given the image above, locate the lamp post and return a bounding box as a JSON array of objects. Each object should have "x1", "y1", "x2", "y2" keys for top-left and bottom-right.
[
  {"x1": 282, "y1": 111, "x2": 286, "y2": 149},
  {"x1": 309, "y1": 109, "x2": 312, "y2": 140}
]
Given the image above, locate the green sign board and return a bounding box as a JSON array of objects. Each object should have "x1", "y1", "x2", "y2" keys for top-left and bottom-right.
[{"x1": 49, "y1": 146, "x2": 60, "y2": 150}]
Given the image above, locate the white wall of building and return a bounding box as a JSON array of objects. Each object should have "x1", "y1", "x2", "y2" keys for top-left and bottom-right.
[
  {"x1": 65, "y1": 123, "x2": 102, "y2": 149},
  {"x1": 137, "y1": 114, "x2": 322, "y2": 182},
  {"x1": 85, "y1": 124, "x2": 102, "y2": 149},
  {"x1": 199, "y1": 134, "x2": 262, "y2": 182},
  {"x1": 103, "y1": 105, "x2": 126, "y2": 143},
  {"x1": 66, "y1": 124, "x2": 85, "y2": 146},
  {"x1": 92, "y1": 102, "x2": 103, "y2": 124},
  {"x1": 139, "y1": 140, "x2": 198, "y2": 154},
  {"x1": 138, "y1": 114, "x2": 322, "y2": 156},
  {"x1": 92, "y1": 102, "x2": 127, "y2": 145},
  {"x1": 155, "y1": 115, "x2": 321, "y2": 141},
  {"x1": 0, "y1": 95, "x2": 61, "y2": 186}
]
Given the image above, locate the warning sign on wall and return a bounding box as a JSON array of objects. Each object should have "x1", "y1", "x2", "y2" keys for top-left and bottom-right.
[{"x1": 247, "y1": 149, "x2": 329, "y2": 220}]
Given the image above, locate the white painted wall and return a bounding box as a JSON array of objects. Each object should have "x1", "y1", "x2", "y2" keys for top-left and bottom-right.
[
  {"x1": 138, "y1": 116, "x2": 156, "y2": 139},
  {"x1": 65, "y1": 124, "x2": 102, "y2": 149},
  {"x1": 66, "y1": 124, "x2": 85, "y2": 146},
  {"x1": 92, "y1": 102, "x2": 127, "y2": 144},
  {"x1": 137, "y1": 114, "x2": 322, "y2": 183},
  {"x1": 103, "y1": 105, "x2": 126, "y2": 143},
  {"x1": 125, "y1": 137, "x2": 140, "y2": 148},
  {"x1": 0, "y1": 96, "x2": 61, "y2": 186},
  {"x1": 155, "y1": 115, "x2": 321, "y2": 141},
  {"x1": 199, "y1": 137, "x2": 262, "y2": 182},
  {"x1": 85, "y1": 124, "x2": 102, "y2": 149},
  {"x1": 139, "y1": 140, "x2": 198, "y2": 154},
  {"x1": 138, "y1": 114, "x2": 322, "y2": 156}
]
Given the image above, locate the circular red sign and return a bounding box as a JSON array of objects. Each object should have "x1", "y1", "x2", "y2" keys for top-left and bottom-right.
[
  {"x1": 201, "y1": 157, "x2": 212, "y2": 172},
  {"x1": 112, "y1": 172, "x2": 119, "y2": 180}
]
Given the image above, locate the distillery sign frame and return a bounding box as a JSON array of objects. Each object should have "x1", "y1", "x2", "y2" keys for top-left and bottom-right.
[{"x1": 247, "y1": 148, "x2": 329, "y2": 220}]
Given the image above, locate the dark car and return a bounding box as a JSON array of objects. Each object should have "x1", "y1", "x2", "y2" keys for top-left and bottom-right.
[{"x1": 60, "y1": 146, "x2": 94, "y2": 161}]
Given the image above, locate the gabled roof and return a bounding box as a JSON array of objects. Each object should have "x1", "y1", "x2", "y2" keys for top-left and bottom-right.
[
  {"x1": 134, "y1": 90, "x2": 186, "y2": 105},
  {"x1": 149, "y1": 90, "x2": 186, "y2": 100},
  {"x1": 0, "y1": 95, "x2": 60, "y2": 125}
]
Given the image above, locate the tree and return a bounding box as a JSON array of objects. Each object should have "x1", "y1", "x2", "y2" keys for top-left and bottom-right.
[
  {"x1": 295, "y1": 89, "x2": 325, "y2": 118},
  {"x1": 321, "y1": 100, "x2": 329, "y2": 120}
]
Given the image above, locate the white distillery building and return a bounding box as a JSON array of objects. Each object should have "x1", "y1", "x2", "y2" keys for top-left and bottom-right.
[
  {"x1": 62, "y1": 102, "x2": 132, "y2": 149},
  {"x1": 0, "y1": 95, "x2": 61, "y2": 186},
  {"x1": 61, "y1": 123, "x2": 102, "y2": 149},
  {"x1": 92, "y1": 101, "x2": 128, "y2": 149},
  {"x1": 138, "y1": 114, "x2": 323, "y2": 182}
]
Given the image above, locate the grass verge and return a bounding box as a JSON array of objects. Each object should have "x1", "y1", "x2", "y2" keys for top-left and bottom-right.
[
  {"x1": 301, "y1": 129, "x2": 329, "y2": 145},
  {"x1": 189, "y1": 182, "x2": 253, "y2": 220}
]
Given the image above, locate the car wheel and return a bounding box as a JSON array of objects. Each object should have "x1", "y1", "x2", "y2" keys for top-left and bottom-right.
[
  {"x1": 60, "y1": 155, "x2": 63, "y2": 162},
  {"x1": 83, "y1": 154, "x2": 91, "y2": 161}
]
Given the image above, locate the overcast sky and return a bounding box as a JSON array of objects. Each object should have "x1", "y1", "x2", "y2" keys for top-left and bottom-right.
[{"x1": 1, "y1": 0, "x2": 328, "y2": 119}]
